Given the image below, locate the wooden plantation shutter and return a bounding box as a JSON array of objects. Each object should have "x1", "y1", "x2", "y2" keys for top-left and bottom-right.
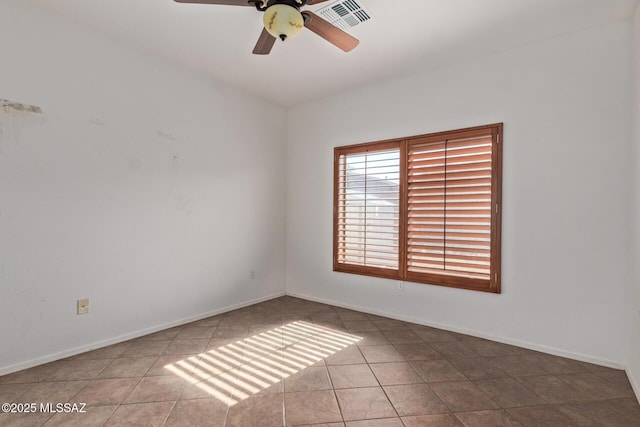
[
  {"x1": 334, "y1": 142, "x2": 401, "y2": 279},
  {"x1": 334, "y1": 123, "x2": 502, "y2": 293},
  {"x1": 405, "y1": 126, "x2": 500, "y2": 291}
]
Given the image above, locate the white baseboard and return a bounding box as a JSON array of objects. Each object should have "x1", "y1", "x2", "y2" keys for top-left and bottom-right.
[
  {"x1": 628, "y1": 367, "x2": 640, "y2": 402},
  {"x1": 0, "y1": 292, "x2": 285, "y2": 376},
  {"x1": 286, "y1": 291, "x2": 626, "y2": 370}
]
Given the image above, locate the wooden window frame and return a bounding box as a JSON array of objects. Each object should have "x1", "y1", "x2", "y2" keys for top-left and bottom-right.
[{"x1": 333, "y1": 123, "x2": 502, "y2": 293}]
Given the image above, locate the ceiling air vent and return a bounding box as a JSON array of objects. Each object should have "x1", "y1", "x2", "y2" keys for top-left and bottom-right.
[{"x1": 315, "y1": 0, "x2": 373, "y2": 32}]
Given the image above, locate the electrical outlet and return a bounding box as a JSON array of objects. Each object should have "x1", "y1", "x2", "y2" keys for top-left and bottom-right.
[
  {"x1": 397, "y1": 281, "x2": 404, "y2": 291},
  {"x1": 250, "y1": 270, "x2": 255, "y2": 279},
  {"x1": 77, "y1": 298, "x2": 89, "y2": 315}
]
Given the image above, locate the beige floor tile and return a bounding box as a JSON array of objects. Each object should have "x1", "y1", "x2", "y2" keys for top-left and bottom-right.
[
  {"x1": 359, "y1": 345, "x2": 404, "y2": 363},
  {"x1": 21, "y1": 381, "x2": 88, "y2": 404},
  {"x1": 43, "y1": 404, "x2": 117, "y2": 427},
  {"x1": 369, "y1": 362, "x2": 423, "y2": 386},
  {"x1": 393, "y1": 343, "x2": 442, "y2": 361},
  {"x1": 429, "y1": 381, "x2": 500, "y2": 412},
  {"x1": 515, "y1": 375, "x2": 587, "y2": 403},
  {"x1": 226, "y1": 392, "x2": 285, "y2": 426},
  {"x1": 1, "y1": 296, "x2": 638, "y2": 427},
  {"x1": 0, "y1": 383, "x2": 35, "y2": 402},
  {"x1": 411, "y1": 327, "x2": 461, "y2": 343},
  {"x1": 381, "y1": 330, "x2": 423, "y2": 345},
  {"x1": 454, "y1": 409, "x2": 522, "y2": 427},
  {"x1": 69, "y1": 342, "x2": 132, "y2": 361},
  {"x1": 402, "y1": 413, "x2": 464, "y2": 426},
  {"x1": 462, "y1": 339, "x2": 519, "y2": 357},
  {"x1": 175, "y1": 326, "x2": 216, "y2": 341},
  {"x1": 448, "y1": 357, "x2": 508, "y2": 380},
  {"x1": 371, "y1": 319, "x2": 411, "y2": 331},
  {"x1": 285, "y1": 366, "x2": 332, "y2": 392},
  {"x1": 0, "y1": 410, "x2": 54, "y2": 426},
  {"x1": 164, "y1": 398, "x2": 228, "y2": 426},
  {"x1": 488, "y1": 356, "x2": 549, "y2": 377},
  {"x1": 506, "y1": 405, "x2": 578, "y2": 427},
  {"x1": 103, "y1": 401, "x2": 175, "y2": 426},
  {"x1": 335, "y1": 387, "x2": 396, "y2": 421},
  {"x1": 163, "y1": 339, "x2": 209, "y2": 355},
  {"x1": 0, "y1": 361, "x2": 67, "y2": 385},
  {"x1": 473, "y1": 377, "x2": 547, "y2": 408},
  {"x1": 98, "y1": 356, "x2": 158, "y2": 379},
  {"x1": 124, "y1": 376, "x2": 186, "y2": 404},
  {"x1": 383, "y1": 383, "x2": 449, "y2": 417},
  {"x1": 324, "y1": 346, "x2": 366, "y2": 366},
  {"x1": 71, "y1": 378, "x2": 140, "y2": 406},
  {"x1": 46, "y1": 359, "x2": 112, "y2": 381},
  {"x1": 354, "y1": 331, "x2": 391, "y2": 347},
  {"x1": 119, "y1": 340, "x2": 172, "y2": 357},
  {"x1": 285, "y1": 390, "x2": 342, "y2": 425},
  {"x1": 345, "y1": 418, "x2": 404, "y2": 426},
  {"x1": 328, "y1": 364, "x2": 378, "y2": 389},
  {"x1": 556, "y1": 372, "x2": 636, "y2": 400},
  {"x1": 343, "y1": 321, "x2": 379, "y2": 333},
  {"x1": 410, "y1": 360, "x2": 467, "y2": 383},
  {"x1": 430, "y1": 341, "x2": 481, "y2": 359}
]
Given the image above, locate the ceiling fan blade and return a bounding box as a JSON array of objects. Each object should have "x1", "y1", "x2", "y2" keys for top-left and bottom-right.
[
  {"x1": 253, "y1": 28, "x2": 276, "y2": 55},
  {"x1": 173, "y1": 0, "x2": 255, "y2": 6},
  {"x1": 302, "y1": 11, "x2": 359, "y2": 52}
]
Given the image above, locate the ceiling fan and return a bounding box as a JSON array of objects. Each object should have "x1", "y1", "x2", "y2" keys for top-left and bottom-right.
[{"x1": 174, "y1": 0, "x2": 359, "y2": 55}]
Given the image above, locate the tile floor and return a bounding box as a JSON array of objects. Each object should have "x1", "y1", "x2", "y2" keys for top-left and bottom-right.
[{"x1": 0, "y1": 296, "x2": 639, "y2": 426}]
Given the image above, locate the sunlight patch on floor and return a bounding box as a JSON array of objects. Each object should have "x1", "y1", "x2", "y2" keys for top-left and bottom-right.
[{"x1": 165, "y1": 321, "x2": 361, "y2": 406}]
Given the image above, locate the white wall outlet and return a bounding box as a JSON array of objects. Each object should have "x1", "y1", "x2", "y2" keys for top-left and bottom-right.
[
  {"x1": 397, "y1": 281, "x2": 404, "y2": 291},
  {"x1": 77, "y1": 298, "x2": 89, "y2": 315},
  {"x1": 250, "y1": 270, "x2": 255, "y2": 279}
]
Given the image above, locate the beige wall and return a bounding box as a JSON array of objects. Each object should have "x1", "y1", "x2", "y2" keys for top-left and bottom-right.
[
  {"x1": 0, "y1": 1, "x2": 288, "y2": 373},
  {"x1": 287, "y1": 22, "x2": 632, "y2": 367},
  {"x1": 627, "y1": 1, "x2": 640, "y2": 399}
]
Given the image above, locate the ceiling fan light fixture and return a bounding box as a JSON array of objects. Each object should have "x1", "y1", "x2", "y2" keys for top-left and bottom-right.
[{"x1": 263, "y1": 4, "x2": 304, "y2": 41}]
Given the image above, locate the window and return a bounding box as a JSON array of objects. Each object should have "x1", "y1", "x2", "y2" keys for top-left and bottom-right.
[{"x1": 334, "y1": 123, "x2": 502, "y2": 293}]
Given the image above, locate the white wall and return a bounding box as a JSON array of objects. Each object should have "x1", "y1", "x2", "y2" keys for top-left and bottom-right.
[
  {"x1": 0, "y1": 1, "x2": 287, "y2": 374},
  {"x1": 628, "y1": 3, "x2": 640, "y2": 397},
  {"x1": 287, "y1": 22, "x2": 632, "y2": 366}
]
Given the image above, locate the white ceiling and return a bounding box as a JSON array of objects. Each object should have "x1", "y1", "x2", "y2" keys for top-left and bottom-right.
[{"x1": 28, "y1": 0, "x2": 638, "y2": 107}]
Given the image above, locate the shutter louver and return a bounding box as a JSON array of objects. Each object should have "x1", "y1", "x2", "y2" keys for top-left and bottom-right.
[
  {"x1": 407, "y1": 134, "x2": 493, "y2": 280},
  {"x1": 337, "y1": 148, "x2": 400, "y2": 270}
]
